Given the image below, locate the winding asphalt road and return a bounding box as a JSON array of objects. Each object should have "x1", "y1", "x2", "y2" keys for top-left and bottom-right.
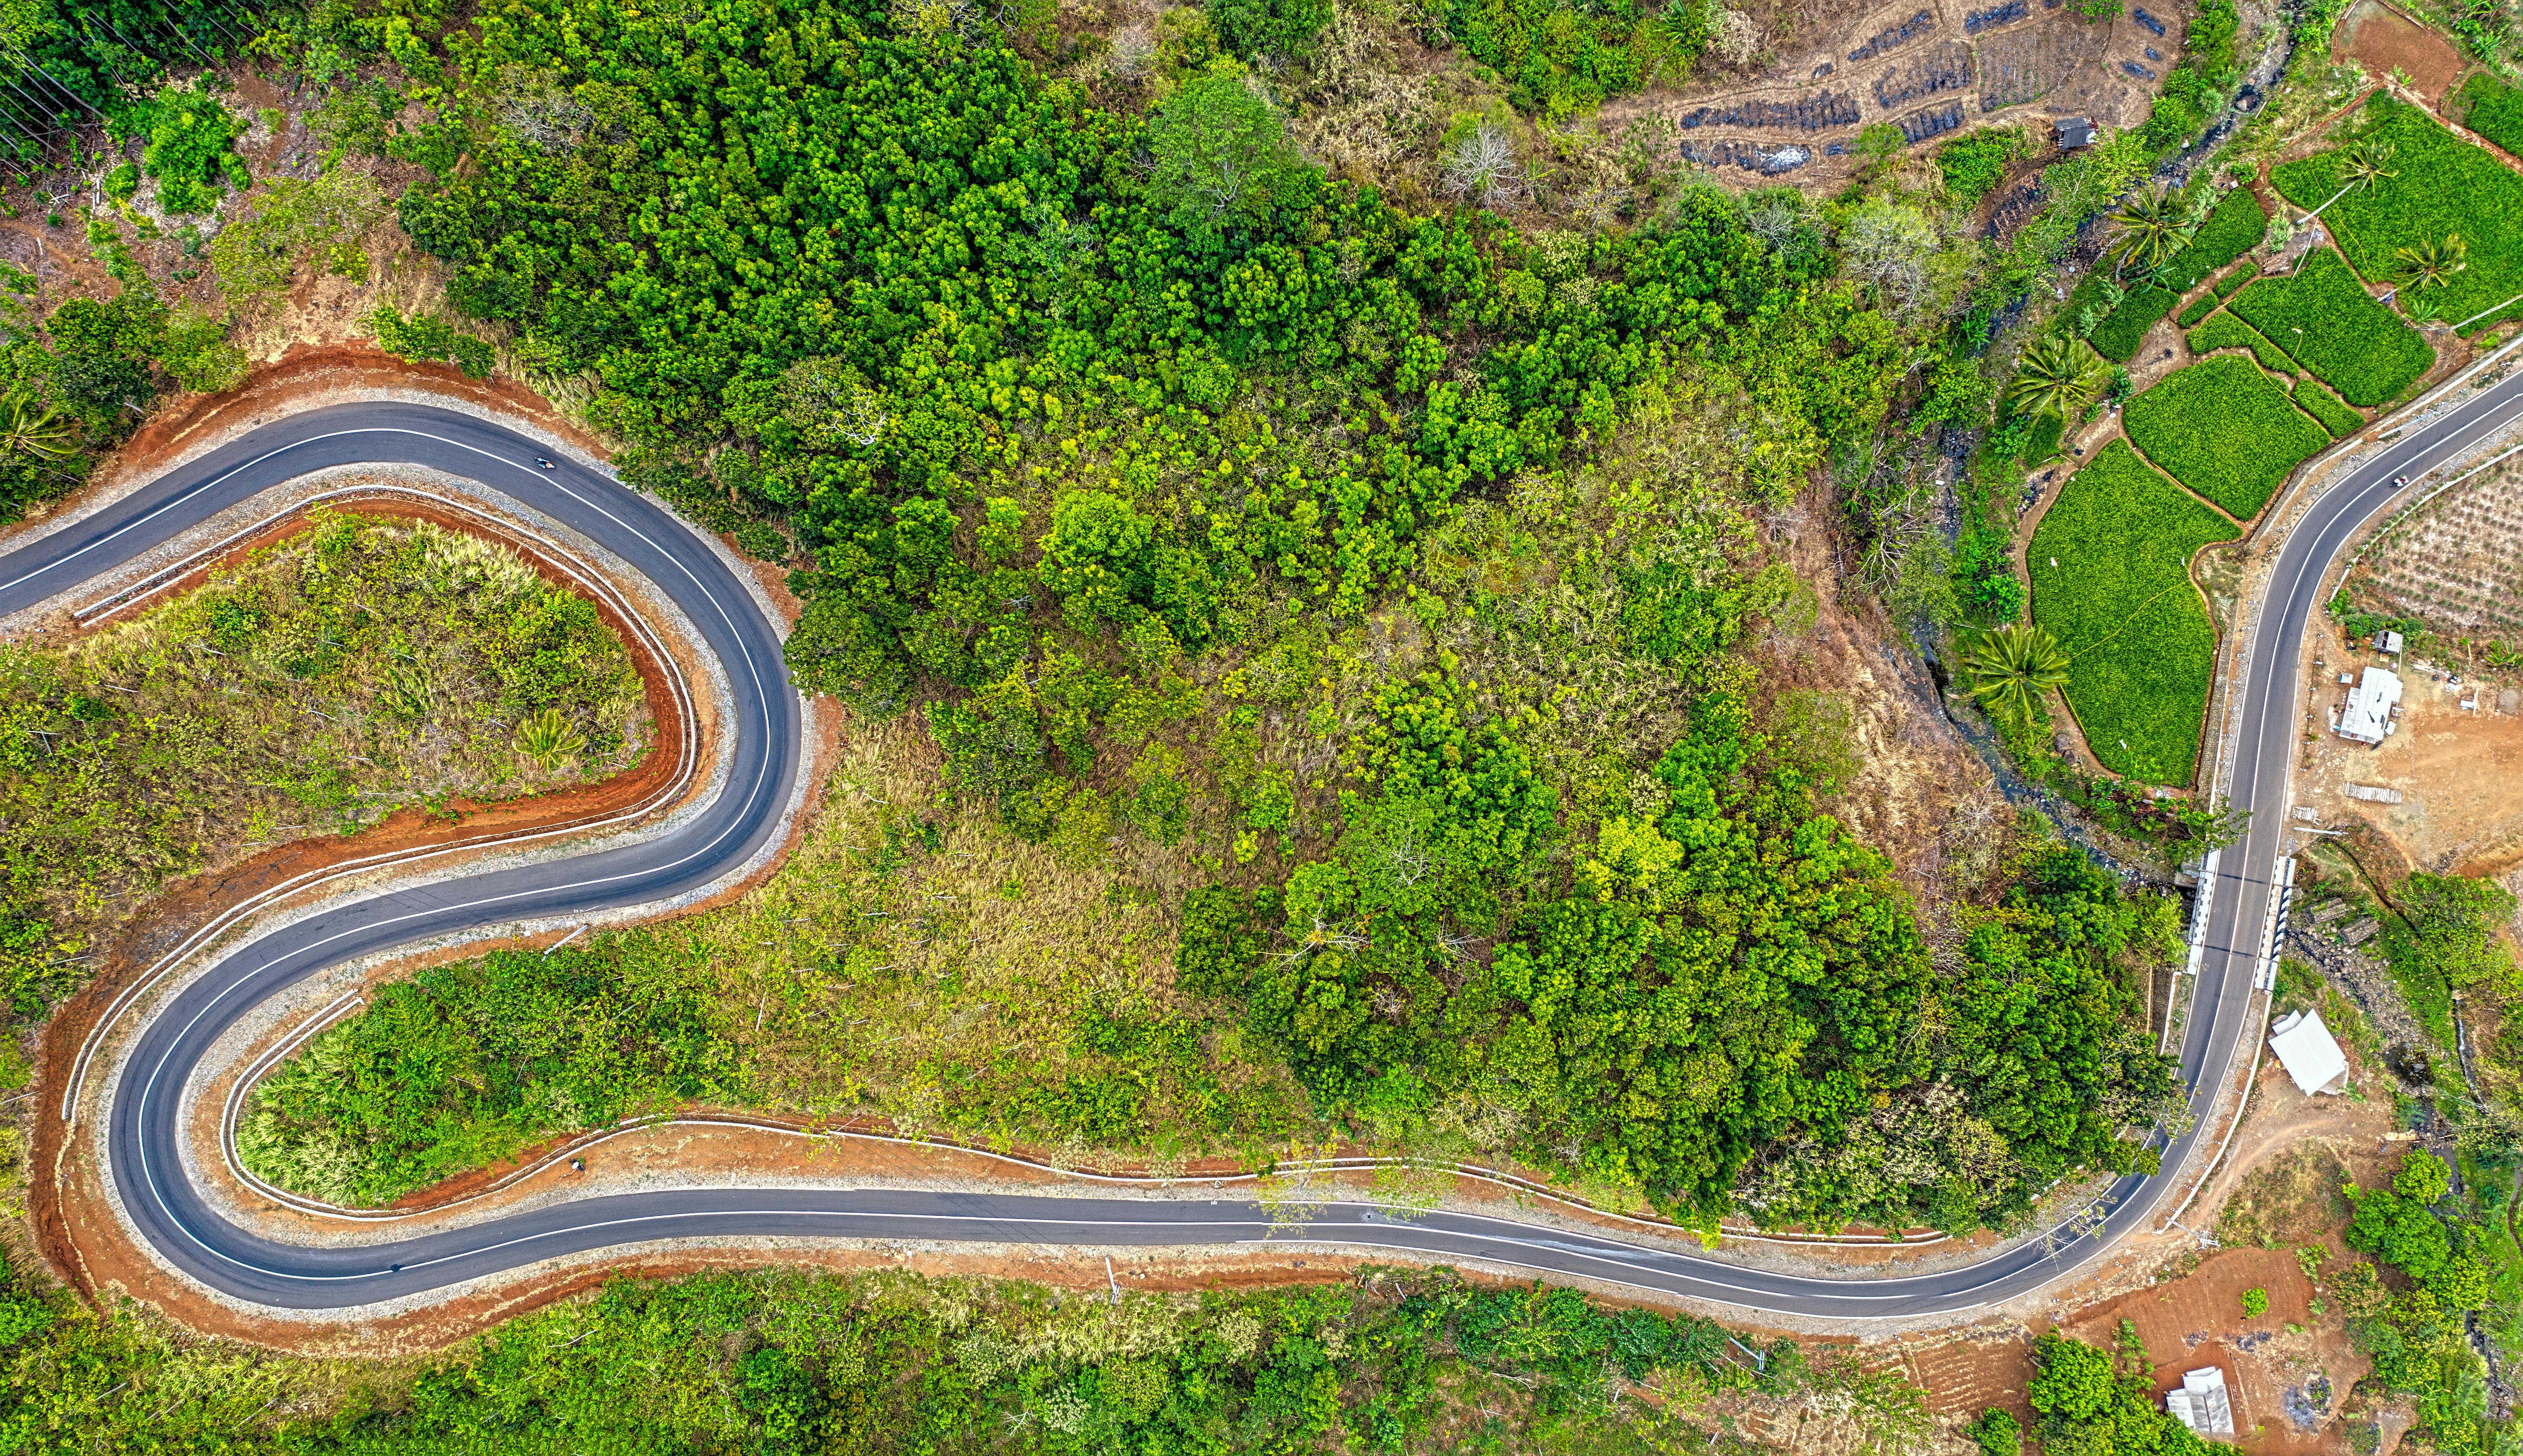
[{"x1": 18, "y1": 377, "x2": 2523, "y2": 1318}]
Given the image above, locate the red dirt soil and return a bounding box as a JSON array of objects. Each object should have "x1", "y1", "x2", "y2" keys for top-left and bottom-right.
[{"x1": 2336, "y1": 2, "x2": 2468, "y2": 108}]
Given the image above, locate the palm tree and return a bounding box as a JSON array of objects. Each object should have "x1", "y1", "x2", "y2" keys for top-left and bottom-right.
[
  {"x1": 2306, "y1": 139, "x2": 2398, "y2": 220},
  {"x1": 516, "y1": 707, "x2": 586, "y2": 769},
  {"x1": 0, "y1": 399, "x2": 77, "y2": 463},
  {"x1": 2108, "y1": 186, "x2": 2195, "y2": 276},
  {"x1": 1957, "y1": 622, "x2": 2072, "y2": 733},
  {"x1": 2396, "y1": 233, "x2": 2468, "y2": 291},
  {"x1": 2006, "y1": 335, "x2": 2105, "y2": 422}
]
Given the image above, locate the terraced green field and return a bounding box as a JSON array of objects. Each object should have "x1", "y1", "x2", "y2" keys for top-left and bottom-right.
[
  {"x1": 2122, "y1": 355, "x2": 2326, "y2": 519},
  {"x1": 2273, "y1": 97, "x2": 2523, "y2": 335},
  {"x1": 2228, "y1": 248, "x2": 2432, "y2": 406},
  {"x1": 2029, "y1": 440, "x2": 2241, "y2": 784}
]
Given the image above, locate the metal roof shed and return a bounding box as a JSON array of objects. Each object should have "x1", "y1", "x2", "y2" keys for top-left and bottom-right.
[
  {"x1": 2268, "y1": 1008, "x2": 2350, "y2": 1095},
  {"x1": 2165, "y1": 1368, "x2": 2234, "y2": 1436},
  {"x1": 2337, "y1": 666, "x2": 2402, "y2": 745}
]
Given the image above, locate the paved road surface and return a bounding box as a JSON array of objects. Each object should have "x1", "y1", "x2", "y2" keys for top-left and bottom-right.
[{"x1": 15, "y1": 382, "x2": 2520, "y2": 1316}]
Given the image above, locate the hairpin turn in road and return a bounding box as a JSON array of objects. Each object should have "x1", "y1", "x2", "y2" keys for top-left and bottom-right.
[{"x1": 16, "y1": 385, "x2": 2523, "y2": 1318}]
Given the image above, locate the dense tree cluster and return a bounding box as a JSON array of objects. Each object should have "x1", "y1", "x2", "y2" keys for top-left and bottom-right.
[
  {"x1": 2025, "y1": 1327, "x2": 2225, "y2": 1456},
  {"x1": 1187, "y1": 690, "x2": 2183, "y2": 1233}
]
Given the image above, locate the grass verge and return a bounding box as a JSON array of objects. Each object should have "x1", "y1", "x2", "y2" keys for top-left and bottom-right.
[
  {"x1": 239, "y1": 723, "x2": 1317, "y2": 1204},
  {"x1": 0, "y1": 508, "x2": 646, "y2": 1043}
]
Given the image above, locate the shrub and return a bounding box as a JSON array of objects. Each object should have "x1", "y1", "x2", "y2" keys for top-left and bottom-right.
[
  {"x1": 112, "y1": 78, "x2": 251, "y2": 215},
  {"x1": 2122, "y1": 355, "x2": 2327, "y2": 519},
  {"x1": 2213, "y1": 265, "x2": 2256, "y2": 300},
  {"x1": 2089, "y1": 283, "x2": 2179, "y2": 363},
  {"x1": 2230, "y1": 249, "x2": 2433, "y2": 405},
  {"x1": 2027, "y1": 440, "x2": 2239, "y2": 782},
  {"x1": 2177, "y1": 292, "x2": 2220, "y2": 328},
  {"x1": 370, "y1": 305, "x2": 497, "y2": 379},
  {"x1": 2273, "y1": 99, "x2": 2523, "y2": 334},
  {"x1": 1971, "y1": 1408, "x2": 2024, "y2": 1456},
  {"x1": 2242, "y1": 1286, "x2": 2269, "y2": 1317},
  {"x1": 2019, "y1": 411, "x2": 2065, "y2": 465},
  {"x1": 2295, "y1": 377, "x2": 2362, "y2": 436},
  {"x1": 1942, "y1": 128, "x2": 2028, "y2": 204},
  {"x1": 2157, "y1": 186, "x2": 2269, "y2": 293},
  {"x1": 1210, "y1": 0, "x2": 1331, "y2": 57},
  {"x1": 2186, "y1": 309, "x2": 2300, "y2": 375}
]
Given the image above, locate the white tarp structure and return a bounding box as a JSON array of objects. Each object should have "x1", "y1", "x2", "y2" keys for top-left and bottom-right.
[
  {"x1": 2268, "y1": 1009, "x2": 2350, "y2": 1095},
  {"x1": 2165, "y1": 1367, "x2": 2235, "y2": 1436},
  {"x1": 2338, "y1": 666, "x2": 2402, "y2": 745}
]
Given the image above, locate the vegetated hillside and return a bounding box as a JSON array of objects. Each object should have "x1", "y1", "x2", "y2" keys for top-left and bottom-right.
[
  {"x1": 0, "y1": 510, "x2": 646, "y2": 1073},
  {"x1": 0, "y1": 0, "x2": 2243, "y2": 1332},
  {"x1": 0, "y1": 1255, "x2": 1945, "y2": 1453},
  {"x1": 169, "y1": 0, "x2": 2216, "y2": 1242}
]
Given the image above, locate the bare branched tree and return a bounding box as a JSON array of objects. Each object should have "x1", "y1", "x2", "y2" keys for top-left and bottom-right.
[{"x1": 1440, "y1": 122, "x2": 1520, "y2": 208}]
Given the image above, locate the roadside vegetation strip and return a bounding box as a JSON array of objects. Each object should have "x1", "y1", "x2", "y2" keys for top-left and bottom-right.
[
  {"x1": 2029, "y1": 440, "x2": 2240, "y2": 784},
  {"x1": 2273, "y1": 95, "x2": 2523, "y2": 335},
  {"x1": 2185, "y1": 309, "x2": 2300, "y2": 376},
  {"x1": 2294, "y1": 377, "x2": 2363, "y2": 436},
  {"x1": 2089, "y1": 283, "x2": 2181, "y2": 363},
  {"x1": 2121, "y1": 355, "x2": 2327, "y2": 519},
  {"x1": 2229, "y1": 248, "x2": 2433, "y2": 406},
  {"x1": 2158, "y1": 185, "x2": 2271, "y2": 293}
]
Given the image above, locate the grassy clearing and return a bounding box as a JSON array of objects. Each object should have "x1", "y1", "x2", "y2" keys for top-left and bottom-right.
[
  {"x1": 2186, "y1": 308, "x2": 2301, "y2": 375},
  {"x1": 2230, "y1": 248, "x2": 2433, "y2": 405},
  {"x1": 2295, "y1": 377, "x2": 2363, "y2": 436},
  {"x1": 239, "y1": 949, "x2": 743, "y2": 1205},
  {"x1": 0, "y1": 509, "x2": 645, "y2": 1038},
  {"x1": 2160, "y1": 186, "x2": 2270, "y2": 293},
  {"x1": 2122, "y1": 355, "x2": 2327, "y2": 519},
  {"x1": 242, "y1": 722, "x2": 1315, "y2": 1203},
  {"x1": 2090, "y1": 283, "x2": 2181, "y2": 363},
  {"x1": 2273, "y1": 96, "x2": 2523, "y2": 334},
  {"x1": 2029, "y1": 440, "x2": 2240, "y2": 783}
]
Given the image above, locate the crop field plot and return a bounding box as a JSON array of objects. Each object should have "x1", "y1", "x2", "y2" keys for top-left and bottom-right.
[
  {"x1": 2122, "y1": 355, "x2": 2327, "y2": 520},
  {"x1": 2349, "y1": 458, "x2": 2523, "y2": 646},
  {"x1": 2158, "y1": 187, "x2": 2270, "y2": 293},
  {"x1": 2090, "y1": 283, "x2": 2180, "y2": 363},
  {"x1": 2293, "y1": 377, "x2": 2362, "y2": 436},
  {"x1": 2229, "y1": 248, "x2": 2433, "y2": 406},
  {"x1": 2459, "y1": 73, "x2": 2523, "y2": 159},
  {"x1": 2273, "y1": 98, "x2": 2523, "y2": 334},
  {"x1": 2030, "y1": 440, "x2": 2241, "y2": 783},
  {"x1": 2185, "y1": 309, "x2": 2301, "y2": 375}
]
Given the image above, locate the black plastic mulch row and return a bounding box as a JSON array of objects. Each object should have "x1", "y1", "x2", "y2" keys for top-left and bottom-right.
[
  {"x1": 1849, "y1": 9, "x2": 1933, "y2": 60},
  {"x1": 1676, "y1": 91, "x2": 1861, "y2": 130}
]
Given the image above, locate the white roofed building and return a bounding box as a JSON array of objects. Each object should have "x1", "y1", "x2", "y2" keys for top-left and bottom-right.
[
  {"x1": 2165, "y1": 1367, "x2": 2235, "y2": 1436},
  {"x1": 2268, "y1": 1008, "x2": 2350, "y2": 1095},
  {"x1": 2337, "y1": 666, "x2": 2402, "y2": 745}
]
